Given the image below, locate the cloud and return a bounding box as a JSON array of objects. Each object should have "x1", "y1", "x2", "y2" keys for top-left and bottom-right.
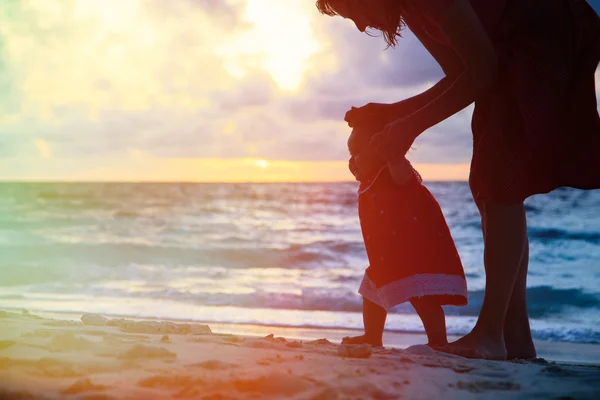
[
  {"x1": 211, "y1": 72, "x2": 276, "y2": 112},
  {"x1": 0, "y1": 0, "x2": 505, "y2": 180},
  {"x1": 34, "y1": 139, "x2": 52, "y2": 159}
]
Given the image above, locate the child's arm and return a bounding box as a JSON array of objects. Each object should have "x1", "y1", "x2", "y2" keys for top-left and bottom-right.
[
  {"x1": 351, "y1": 143, "x2": 413, "y2": 186},
  {"x1": 387, "y1": 157, "x2": 414, "y2": 186}
]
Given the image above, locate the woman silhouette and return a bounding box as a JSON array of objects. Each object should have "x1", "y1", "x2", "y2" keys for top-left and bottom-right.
[{"x1": 316, "y1": 0, "x2": 600, "y2": 360}]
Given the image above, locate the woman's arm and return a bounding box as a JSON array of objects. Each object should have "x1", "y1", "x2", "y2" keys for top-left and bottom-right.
[
  {"x1": 385, "y1": 21, "x2": 466, "y2": 119},
  {"x1": 346, "y1": 27, "x2": 463, "y2": 128},
  {"x1": 346, "y1": 24, "x2": 464, "y2": 165},
  {"x1": 373, "y1": 0, "x2": 498, "y2": 161}
]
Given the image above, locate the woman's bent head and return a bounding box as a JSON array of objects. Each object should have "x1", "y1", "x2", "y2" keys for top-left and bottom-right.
[{"x1": 315, "y1": 0, "x2": 405, "y2": 47}]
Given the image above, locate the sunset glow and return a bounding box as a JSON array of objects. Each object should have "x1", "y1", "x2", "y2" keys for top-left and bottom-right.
[
  {"x1": 255, "y1": 159, "x2": 269, "y2": 169},
  {"x1": 218, "y1": 0, "x2": 320, "y2": 91},
  {"x1": 0, "y1": 0, "x2": 476, "y2": 182}
]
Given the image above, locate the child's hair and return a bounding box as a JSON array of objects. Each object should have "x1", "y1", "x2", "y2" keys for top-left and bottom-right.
[
  {"x1": 315, "y1": 0, "x2": 406, "y2": 48},
  {"x1": 347, "y1": 112, "x2": 390, "y2": 156}
]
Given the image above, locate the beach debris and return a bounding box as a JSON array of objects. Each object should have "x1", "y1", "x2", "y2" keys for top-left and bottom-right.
[
  {"x1": 337, "y1": 344, "x2": 373, "y2": 359},
  {"x1": 19, "y1": 309, "x2": 41, "y2": 319},
  {"x1": 405, "y1": 344, "x2": 436, "y2": 356},
  {"x1": 106, "y1": 318, "x2": 126, "y2": 327},
  {"x1": 512, "y1": 357, "x2": 549, "y2": 365},
  {"x1": 81, "y1": 314, "x2": 109, "y2": 327},
  {"x1": 118, "y1": 320, "x2": 159, "y2": 333},
  {"x1": 223, "y1": 335, "x2": 243, "y2": 343},
  {"x1": 451, "y1": 364, "x2": 475, "y2": 374},
  {"x1": 242, "y1": 339, "x2": 284, "y2": 349},
  {"x1": 191, "y1": 359, "x2": 238, "y2": 370},
  {"x1": 160, "y1": 335, "x2": 171, "y2": 343},
  {"x1": 158, "y1": 322, "x2": 180, "y2": 334},
  {"x1": 264, "y1": 334, "x2": 287, "y2": 343},
  {"x1": 182, "y1": 323, "x2": 212, "y2": 335},
  {"x1": 119, "y1": 344, "x2": 176, "y2": 360},
  {"x1": 43, "y1": 320, "x2": 84, "y2": 328},
  {"x1": 61, "y1": 377, "x2": 107, "y2": 395},
  {"x1": 307, "y1": 338, "x2": 332, "y2": 346},
  {"x1": 81, "y1": 315, "x2": 212, "y2": 335},
  {"x1": 451, "y1": 380, "x2": 521, "y2": 393}
]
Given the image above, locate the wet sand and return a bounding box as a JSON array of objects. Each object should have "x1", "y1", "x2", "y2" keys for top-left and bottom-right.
[{"x1": 1, "y1": 309, "x2": 599, "y2": 399}]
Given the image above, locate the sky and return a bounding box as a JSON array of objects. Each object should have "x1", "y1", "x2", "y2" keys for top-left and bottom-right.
[{"x1": 0, "y1": 0, "x2": 596, "y2": 182}]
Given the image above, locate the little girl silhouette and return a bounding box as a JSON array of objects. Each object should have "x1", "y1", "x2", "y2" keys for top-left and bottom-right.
[{"x1": 344, "y1": 112, "x2": 467, "y2": 348}]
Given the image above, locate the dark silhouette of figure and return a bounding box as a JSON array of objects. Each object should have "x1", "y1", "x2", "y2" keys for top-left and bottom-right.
[
  {"x1": 345, "y1": 117, "x2": 467, "y2": 348},
  {"x1": 317, "y1": 0, "x2": 600, "y2": 360}
]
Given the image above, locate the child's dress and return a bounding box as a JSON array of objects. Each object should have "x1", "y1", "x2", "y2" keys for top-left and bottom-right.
[{"x1": 355, "y1": 160, "x2": 468, "y2": 310}]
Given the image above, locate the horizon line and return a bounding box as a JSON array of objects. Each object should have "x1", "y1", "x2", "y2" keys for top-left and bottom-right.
[{"x1": 0, "y1": 179, "x2": 469, "y2": 184}]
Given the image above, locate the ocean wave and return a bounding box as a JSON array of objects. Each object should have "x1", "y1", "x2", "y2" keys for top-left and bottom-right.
[
  {"x1": 459, "y1": 224, "x2": 600, "y2": 244},
  {"x1": 184, "y1": 286, "x2": 600, "y2": 318},
  {"x1": 37, "y1": 191, "x2": 94, "y2": 201},
  {"x1": 529, "y1": 328, "x2": 600, "y2": 344},
  {"x1": 41, "y1": 284, "x2": 597, "y2": 319},
  {"x1": 446, "y1": 286, "x2": 600, "y2": 318},
  {"x1": 524, "y1": 204, "x2": 542, "y2": 213},
  {"x1": 529, "y1": 227, "x2": 600, "y2": 244},
  {"x1": 3, "y1": 181, "x2": 600, "y2": 346}
]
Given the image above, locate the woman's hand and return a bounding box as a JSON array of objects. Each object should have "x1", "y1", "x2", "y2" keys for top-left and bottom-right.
[
  {"x1": 344, "y1": 103, "x2": 395, "y2": 130},
  {"x1": 369, "y1": 118, "x2": 418, "y2": 162},
  {"x1": 353, "y1": 118, "x2": 418, "y2": 178}
]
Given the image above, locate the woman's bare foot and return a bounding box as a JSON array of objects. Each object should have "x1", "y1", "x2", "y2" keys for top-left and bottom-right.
[
  {"x1": 441, "y1": 203, "x2": 527, "y2": 361},
  {"x1": 426, "y1": 340, "x2": 448, "y2": 350},
  {"x1": 439, "y1": 330, "x2": 507, "y2": 360},
  {"x1": 341, "y1": 334, "x2": 383, "y2": 348},
  {"x1": 505, "y1": 334, "x2": 537, "y2": 360}
]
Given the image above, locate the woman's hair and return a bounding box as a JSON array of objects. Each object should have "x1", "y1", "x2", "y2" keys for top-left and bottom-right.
[{"x1": 315, "y1": 0, "x2": 406, "y2": 48}]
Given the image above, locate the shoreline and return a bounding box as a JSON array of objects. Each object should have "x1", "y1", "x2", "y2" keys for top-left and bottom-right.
[
  {"x1": 12, "y1": 309, "x2": 600, "y2": 365},
  {"x1": 1, "y1": 309, "x2": 599, "y2": 399}
]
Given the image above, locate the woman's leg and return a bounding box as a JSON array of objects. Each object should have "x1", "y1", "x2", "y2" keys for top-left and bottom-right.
[
  {"x1": 504, "y1": 235, "x2": 537, "y2": 360},
  {"x1": 442, "y1": 201, "x2": 528, "y2": 360},
  {"x1": 480, "y1": 202, "x2": 535, "y2": 359},
  {"x1": 411, "y1": 297, "x2": 448, "y2": 347},
  {"x1": 342, "y1": 297, "x2": 386, "y2": 347}
]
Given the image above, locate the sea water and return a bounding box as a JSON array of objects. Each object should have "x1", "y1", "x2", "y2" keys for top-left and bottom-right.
[{"x1": 1, "y1": 182, "x2": 599, "y2": 343}]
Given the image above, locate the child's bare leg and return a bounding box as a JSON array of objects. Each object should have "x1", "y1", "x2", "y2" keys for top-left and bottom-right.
[
  {"x1": 342, "y1": 297, "x2": 386, "y2": 347},
  {"x1": 411, "y1": 297, "x2": 448, "y2": 347}
]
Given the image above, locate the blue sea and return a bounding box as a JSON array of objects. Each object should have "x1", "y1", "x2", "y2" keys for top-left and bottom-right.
[{"x1": 1, "y1": 182, "x2": 599, "y2": 344}]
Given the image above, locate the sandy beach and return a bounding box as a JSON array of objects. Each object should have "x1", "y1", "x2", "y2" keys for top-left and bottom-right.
[{"x1": 1, "y1": 310, "x2": 599, "y2": 400}]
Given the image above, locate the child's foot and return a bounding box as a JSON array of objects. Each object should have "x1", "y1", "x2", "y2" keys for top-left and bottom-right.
[{"x1": 341, "y1": 334, "x2": 383, "y2": 348}]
